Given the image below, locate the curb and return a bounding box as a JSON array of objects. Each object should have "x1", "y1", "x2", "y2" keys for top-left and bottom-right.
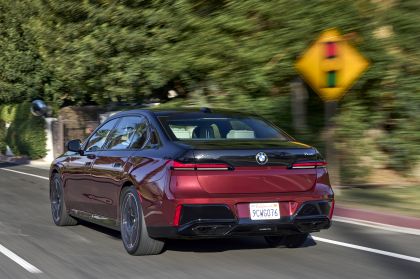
[
  {"x1": 335, "y1": 205, "x2": 420, "y2": 231},
  {"x1": 0, "y1": 156, "x2": 30, "y2": 165},
  {"x1": 333, "y1": 216, "x2": 420, "y2": 236},
  {"x1": 0, "y1": 157, "x2": 51, "y2": 170}
]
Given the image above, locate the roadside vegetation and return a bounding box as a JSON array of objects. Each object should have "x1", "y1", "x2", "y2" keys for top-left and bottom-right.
[
  {"x1": 0, "y1": 103, "x2": 47, "y2": 159},
  {"x1": 0, "y1": 0, "x2": 418, "y2": 183},
  {"x1": 337, "y1": 186, "x2": 420, "y2": 218}
]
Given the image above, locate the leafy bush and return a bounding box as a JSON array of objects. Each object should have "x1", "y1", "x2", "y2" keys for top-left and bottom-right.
[{"x1": 5, "y1": 103, "x2": 47, "y2": 159}]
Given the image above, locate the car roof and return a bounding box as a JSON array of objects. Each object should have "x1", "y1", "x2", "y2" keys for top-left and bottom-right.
[{"x1": 111, "y1": 107, "x2": 258, "y2": 118}]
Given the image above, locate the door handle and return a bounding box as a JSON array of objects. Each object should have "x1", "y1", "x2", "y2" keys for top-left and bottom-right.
[
  {"x1": 113, "y1": 162, "x2": 122, "y2": 168},
  {"x1": 87, "y1": 154, "x2": 96, "y2": 160}
]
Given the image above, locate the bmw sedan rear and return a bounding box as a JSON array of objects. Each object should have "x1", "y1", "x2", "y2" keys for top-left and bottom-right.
[{"x1": 50, "y1": 108, "x2": 334, "y2": 255}]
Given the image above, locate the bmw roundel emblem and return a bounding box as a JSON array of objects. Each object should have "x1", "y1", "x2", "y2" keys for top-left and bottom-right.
[{"x1": 256, "y1": 152, "x2": 268, "y2": 165}]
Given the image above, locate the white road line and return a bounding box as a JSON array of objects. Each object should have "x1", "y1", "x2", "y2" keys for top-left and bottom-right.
[
  {"x1": 312, "y1": 236, "x2": 420, "y2": 263},
  {"x1": 333, "y1": 216, "x2": 420, "y2": 236},
  {"x1": 0, "y1": 168, "x2": 49, "y2": 180},
  {"x1": 0, "y1": 244, "x2": 42, "y2": 274}
]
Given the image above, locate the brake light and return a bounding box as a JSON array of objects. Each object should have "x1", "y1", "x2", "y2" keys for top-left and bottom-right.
[
  {"x1": 291, "y1": 161, "x2": 328, "y2": 169},
  {"x1": 171, "y1": 161, "x2": 231, "y2": 171}
]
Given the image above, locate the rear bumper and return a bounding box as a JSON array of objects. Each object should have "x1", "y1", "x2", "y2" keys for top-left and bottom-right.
[
  {"x1": 149, "y1": 217, "x2": 331, "y2": 239},
  {"x1": 148, "y1": 201, "x2": 333, "y2": 239}
]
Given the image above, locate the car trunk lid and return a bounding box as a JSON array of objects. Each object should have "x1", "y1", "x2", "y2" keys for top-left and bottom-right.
[{"x1": 174, "y1": 140, "x2": 322, "y2": 194}]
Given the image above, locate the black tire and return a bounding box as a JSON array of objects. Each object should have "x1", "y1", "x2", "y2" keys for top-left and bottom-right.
[
  {"x1": 120, "y1": 186, "x2": 164, "y2": 256},
  {"x1": 264, "y1": 236, "x2": 285, "y2": 248},
  {"x1": 283, "y1": 233, "x2": 309, "y2": 248},
  {"x1": 50, "y1": 173, "x2": 77, "y2": 226}
]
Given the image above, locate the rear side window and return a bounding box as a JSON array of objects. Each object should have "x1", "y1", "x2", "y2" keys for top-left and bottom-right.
[
  {"x1": 130, "y1": 116, "x2": 149, "y2": 149},
  {"x1": 85, "y1": 118, "x2": 119, "y2": 151},
  {"x1": 159, "y1": 115, "x2": 288, "y2": 141},
  {"x1": 105, "y1": 116, "x2": 149, "y2": 150}
]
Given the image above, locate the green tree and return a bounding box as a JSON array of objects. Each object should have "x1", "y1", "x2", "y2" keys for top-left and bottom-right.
[{"x1": 0, "y1": 0, "x2": 48, "y2": 103}]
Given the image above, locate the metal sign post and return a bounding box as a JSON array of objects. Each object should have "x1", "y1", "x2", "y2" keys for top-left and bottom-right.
[{"x1": 324, "y1": 101, "x2": 340, "y2": 187}]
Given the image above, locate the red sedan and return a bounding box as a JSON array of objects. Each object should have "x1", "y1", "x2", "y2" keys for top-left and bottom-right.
[{"x1": 49, "y1": 108, "x2": 334, "y2": 255}]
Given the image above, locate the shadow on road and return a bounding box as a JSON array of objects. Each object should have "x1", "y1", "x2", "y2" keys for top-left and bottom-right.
[
  {"x1": 0, "y1": 162, "x2": 27, "y2": 168},
  {"x1": 165, "y1": 236, "x2": 316, "y2": 253},
  {"x1": 77, "y1": 219, "x2": 121, "y2": 239},
  {"x1": 77, "y1": 219, "x2": 317, "y2": 253}
]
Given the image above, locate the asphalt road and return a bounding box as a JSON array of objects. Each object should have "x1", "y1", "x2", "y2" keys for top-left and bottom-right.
[{"x1": 0, "y1": 163, "x2": 419, "y2": 279}]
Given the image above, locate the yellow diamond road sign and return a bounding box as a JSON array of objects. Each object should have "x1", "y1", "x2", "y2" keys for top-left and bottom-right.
[{"x1": 295, "y1": 29, "x2": 369, "y2": 102}]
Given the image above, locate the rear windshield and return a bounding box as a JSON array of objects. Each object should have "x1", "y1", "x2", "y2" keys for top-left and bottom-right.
[{"x1": 159, "y1": 115, "x2": 289, "y2": 141}]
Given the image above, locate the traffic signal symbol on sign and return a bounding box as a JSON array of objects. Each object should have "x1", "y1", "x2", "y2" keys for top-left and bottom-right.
[{"x1": 295, "y1": 29, "x2": 369, "y2": 102}]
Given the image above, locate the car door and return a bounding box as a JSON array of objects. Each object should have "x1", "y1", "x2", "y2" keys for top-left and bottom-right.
[
  {"x1": 89, "y1": 115, "x2": 150, "y2": 220},
  {"x1": 64, "y1": 118, "x2": 120, "y2": 213}
]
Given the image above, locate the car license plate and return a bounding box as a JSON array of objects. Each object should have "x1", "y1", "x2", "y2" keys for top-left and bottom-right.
[{"x1": 249, "y1": 203, "x2": 280, "y2": 220}]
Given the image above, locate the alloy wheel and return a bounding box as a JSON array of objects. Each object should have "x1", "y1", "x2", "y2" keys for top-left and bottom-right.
[
  {"x1": 121, "y1": 192, "x2": 140, "y2": 250},
  {"x1": 51, "y1": 179, "x2": 62, "y2": 222}
]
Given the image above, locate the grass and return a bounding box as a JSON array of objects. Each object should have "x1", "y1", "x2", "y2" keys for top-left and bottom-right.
[{"x1": 335, "y1": 185, "x2": 420, "y2": 218}]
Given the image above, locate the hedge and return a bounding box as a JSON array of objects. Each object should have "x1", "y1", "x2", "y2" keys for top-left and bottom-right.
[{"x1": 0, "y1": 103, "x2": 47, "y2": 159}]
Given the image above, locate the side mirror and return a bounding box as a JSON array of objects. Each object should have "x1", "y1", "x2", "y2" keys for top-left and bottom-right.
[
  {"x1": 31, "y1": 100, "x2": 48, "y2": 117},
  {"x1": 67, "y1": 139, "x2": 83, "y2": 154}
]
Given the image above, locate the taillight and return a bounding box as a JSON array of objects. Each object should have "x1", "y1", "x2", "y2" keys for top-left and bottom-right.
[
  {"x1": 291, "y1": 161, "x2": 328, "y2": 169},
  {"x1": 171, "y1": 161, "x2": 231, "y2": 171}
]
